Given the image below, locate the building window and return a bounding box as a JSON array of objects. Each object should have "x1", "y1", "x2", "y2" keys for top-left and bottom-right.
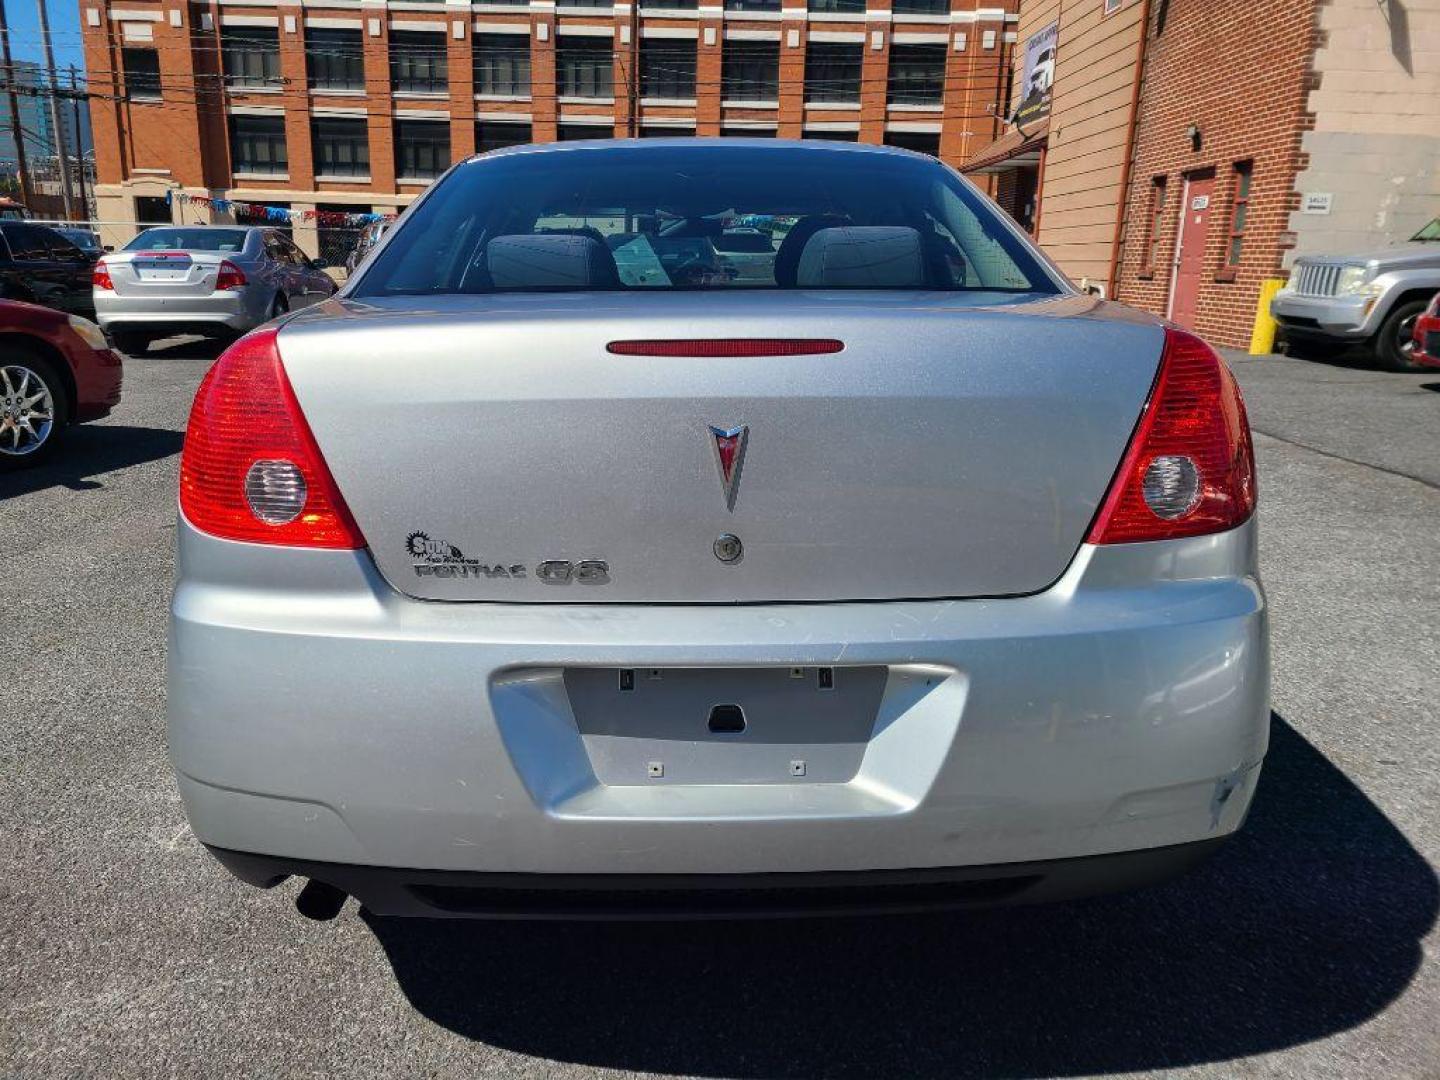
[
  {"x1": 556, "y1": 123, "x2": 611, "y2": 141},
  {"x1": 556, "y1": 38, "x2": 614, "y2": 98},
  {"x1": 722, "y1": 40, "x2": 780, "y2": 102},
  {"x1": 1226, "y1": 160, "x2": 1252, "y2": 267},
  {"x1": 805, "y1": 42, "x2": 862, "y2": 103},
  {"x1": 476, "y1": 120, "x2": 532, "y2": 151},
  {"x1": 1104, "y1": 0, "x2": 1123, "y2": 14},
  {"x1": 804, "y1": 129, "x2": 859, "y2": 140},
  {"x1": 474, "y1": 35, "x2": 531, "y2": 97},
  {"x1": 808, "y1": 0, "x2": 865, "y2": 11},
  {"x1": 390, "y1": 30, "x2": 448, "y2": 94},
  {"x1": 312, "y1": 117, "x2": 370, "y2": 177},
  {"x1": 641, "y1": 0, "x2": 699, "y2": 8},
  {"x1": 887, "y1": 43, "x2": 945, "y2": 105},
  {"x1": 883, "y1": 130, "x2": 939, "y2": 156},
  {"x1": 725, "y1": 0, "x2": 782, "y2": 10},
  {"x1": 891, "y1": 0, "x2": 949, "y2": 14},
  {"x1": 307, "y1": 28, "x2": 365, "y2": 91},
  {"x1": 121, "y1": 47, "x2": 162, "y2": 102},
  {"x1": 721, "y1": 127, "x2": 777, "y2": 137},
  {"x1": 1142, "y1": 175, "x2": 1166, "y2": 273},
  {"x1": 135, "y1": 195, "x2": 171, "y2": 224},
  {"x1": 222, "y1": 27, "x2": 281, "y2": 89},
  {"x1": 394, "y1": 119, "x2": 450, "y2": 179},
  {"x1": 229, "y1": 115, "x2": 288, "y2": 175},
  {"x1": 641, "y1": 38, "x2": 696, "y2": 100},
  {"x1": 559, "y1": 0, "x2": 611, "y2": 7}
]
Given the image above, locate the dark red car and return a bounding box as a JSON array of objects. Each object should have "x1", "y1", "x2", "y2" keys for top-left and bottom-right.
[
  {"x1": 0, "y1": 299, "x2": 122, "y2": 469},
  {"x1": 1414, "y1": 292, "x2": 1440, "y2": 369}
]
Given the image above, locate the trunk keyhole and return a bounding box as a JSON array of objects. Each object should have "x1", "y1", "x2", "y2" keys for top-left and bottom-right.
[{"x1": 708, "y1": 704, "x2": 746, "y2": 734}]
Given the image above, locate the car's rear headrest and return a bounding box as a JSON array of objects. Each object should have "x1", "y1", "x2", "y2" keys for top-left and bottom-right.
[
  {"x1": 795, "y1": 226, "x2": 925, "y2": 289},
  {"x1": 485, "y1": 234, "x2": 619, "y2": 289}
]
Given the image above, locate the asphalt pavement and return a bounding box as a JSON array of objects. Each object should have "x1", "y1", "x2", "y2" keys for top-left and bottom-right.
[{"x1": 1, "y1": 339, "x2": 1437, "y2": 1079}]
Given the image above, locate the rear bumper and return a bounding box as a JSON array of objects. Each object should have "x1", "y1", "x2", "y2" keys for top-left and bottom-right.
[
  {"x1": 1270, "y1": 290, "x2": 1375, "y2": 339},
  {"x1": 169, "y1": 517, "x2": 1269, "y2": 892},
  {"x1": 94, "y1": 288, "x2": 269, "y2": 333},
  {"x1": 208, "y1": 837, "x2": 1230, "y2": 918}
]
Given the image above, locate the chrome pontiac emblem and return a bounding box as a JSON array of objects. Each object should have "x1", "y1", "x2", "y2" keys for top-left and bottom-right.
[{"x1": 708, "y1": 424, "x2": 749, "y2": 511}]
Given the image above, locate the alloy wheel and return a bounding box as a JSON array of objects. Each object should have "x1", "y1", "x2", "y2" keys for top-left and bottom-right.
[{"x1": 0, "y1": 364, "x2": 56, "y2": 457}]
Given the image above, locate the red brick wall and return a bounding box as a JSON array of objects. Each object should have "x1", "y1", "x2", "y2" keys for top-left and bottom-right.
[{"x1": 1114, "y1": 0, "x2": 1319, "y2": 348}]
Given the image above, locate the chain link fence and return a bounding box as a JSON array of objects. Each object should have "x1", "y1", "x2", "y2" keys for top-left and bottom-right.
[{"x1": 316, "y1": 224, "x2": 364, "y2": 274}]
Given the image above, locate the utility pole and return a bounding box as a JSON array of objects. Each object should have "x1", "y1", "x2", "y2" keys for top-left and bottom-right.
[
  {"x1": 0, "y1": 0, "x2": 33, "y2": 205},
  {"x1": 34, "y1": 0, "x2": 73, "y2": 219},
  {"x1": 626, "y1": 3, "x2": 638, "y2": 138},
  {"x1": 68, "y1": 64, "x2": 85, "y2": 217}
]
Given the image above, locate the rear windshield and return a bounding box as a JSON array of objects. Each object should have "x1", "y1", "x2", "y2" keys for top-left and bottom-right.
[
  {"x1": 126, "y1": 228, "x2": 248, "y2": 253},
  {"x1": 353, "y1": 143, "x2": 1060, "y2": 295}
]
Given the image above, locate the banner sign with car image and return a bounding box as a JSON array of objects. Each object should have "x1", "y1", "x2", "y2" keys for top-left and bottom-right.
[{"x1": 1015, "y1": 22, "x2": 1058, "y2": 126}]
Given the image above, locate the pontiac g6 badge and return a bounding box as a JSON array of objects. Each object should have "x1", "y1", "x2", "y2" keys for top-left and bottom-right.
[
  {"x1": 405, "y1": 530, "x2": 609, "y2": 583},
  {"x1": 708, "y1": 424, "x2": 749, "y2": 511}
]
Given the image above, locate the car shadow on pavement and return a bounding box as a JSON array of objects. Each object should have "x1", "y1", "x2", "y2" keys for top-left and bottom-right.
[
  {"x1": 136, "y1": 335, "x2": 230, "y2": 360},
  {"x1": 0, "y1": 424, "x2": 183, "y2": 500},
  {"x1": 365, "y1": 714, "x2": 1437, "y2": 1079}
]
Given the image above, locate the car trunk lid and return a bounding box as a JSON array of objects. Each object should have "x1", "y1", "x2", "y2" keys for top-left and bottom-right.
[
  {"x1": 105, "y1": 251, "x2": 228, "y2": 297},
  {"x1": 277, "y1": 292, "x2": 1164, "y2": 603}
]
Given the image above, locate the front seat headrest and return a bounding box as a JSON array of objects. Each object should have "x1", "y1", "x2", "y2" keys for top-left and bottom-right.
[
  {"x1": 485, "y1": 234, "x2": 620, "y2": 289},
  {"x1": 773, "y1": 214, "x2": 851, "y2": 287},
  {"x1": 795, "y1": 226, "x2": 926, "y2": 289}
]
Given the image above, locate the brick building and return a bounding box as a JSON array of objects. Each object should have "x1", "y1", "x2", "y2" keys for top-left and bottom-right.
[
  {"x1": 965, "y1": 0, "x2": 1440, "y2": 349},
  {"x1": 81, "y1": 0, "x2": 1023, "y2": 258},
  {"x1": 1110, "y1": 0, "x2": 1320, "y2": 347}
]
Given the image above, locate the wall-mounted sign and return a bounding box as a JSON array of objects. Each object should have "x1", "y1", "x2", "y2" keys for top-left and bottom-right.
[
  {"x1": 1191, "y1": 195, "x2": 1210, "y2": 211},
  {"x1": 1301, "y1": 192, "x2": 1334, "y2": 215},
  {"x1": 1015, "y1": 21, "x2": 1057, "y2": 126}
]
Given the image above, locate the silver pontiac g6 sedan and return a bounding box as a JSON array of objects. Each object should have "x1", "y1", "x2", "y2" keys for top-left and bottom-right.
[
  {"x1": 169, "y1": 140, "x2": 1268, "y2": 920},
  {"x1": 94, "y1": 225, "x2": 337, "y2": 354}
]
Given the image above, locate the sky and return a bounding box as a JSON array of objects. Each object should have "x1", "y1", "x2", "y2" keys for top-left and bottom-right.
[{"x1": 3, "y1": 0, "x2": 85, "y2": 75}]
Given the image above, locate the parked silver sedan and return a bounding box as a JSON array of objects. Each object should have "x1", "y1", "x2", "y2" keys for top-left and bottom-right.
[
  {"x1": 94, "y1": 225, "x2": 336, "y2": 353},
  {"x1": 169, "y1": 140, "x2": 1268, "y2": 921}
]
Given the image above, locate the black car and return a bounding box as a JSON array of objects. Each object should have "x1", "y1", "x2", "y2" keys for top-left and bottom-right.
[{"x1": 0, "y1": 221, "x2": 98, "y2": 318}]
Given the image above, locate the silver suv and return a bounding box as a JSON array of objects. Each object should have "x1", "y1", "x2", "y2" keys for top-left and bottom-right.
[{"x1": 1270, "y1": 216, "x2": 1440, "y2": 371}]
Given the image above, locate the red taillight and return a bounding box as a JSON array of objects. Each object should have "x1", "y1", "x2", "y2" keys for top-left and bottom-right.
[
  {"x1": 92, "y1": 260, "x2": 113, "y2": 290},
  {"x1": 1086, "y1": 327, "x2": 1256, "y2": 545},
  {"x1": 179, "y1": 328, "x2": 365, "y2": 549},
  {"x1": 606, "y1": 339, "x2": 844, "y2": 357},
  {"x1": 214, "y1": 260, "x2": 247, "y2": 291}
]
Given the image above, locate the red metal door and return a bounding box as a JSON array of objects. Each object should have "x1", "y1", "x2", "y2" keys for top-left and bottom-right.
[{"x1": 1168, "y1": 173, "x2": 1214, "y2": 330}]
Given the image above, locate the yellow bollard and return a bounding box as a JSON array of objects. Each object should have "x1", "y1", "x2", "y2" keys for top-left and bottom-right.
[{"x1": 1249, "y1": 278, "x2": 1286, "y2": 355}]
